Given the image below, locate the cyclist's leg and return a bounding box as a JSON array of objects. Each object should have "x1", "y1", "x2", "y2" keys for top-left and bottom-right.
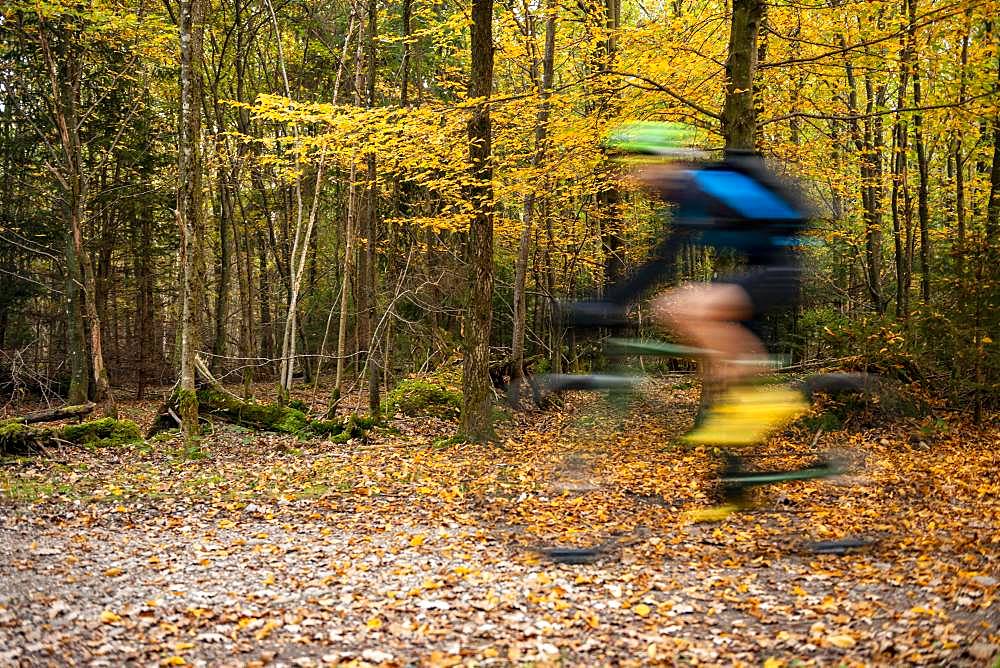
[
  {"x1": 654, "y1": 270, "x2": 807, "y2": 446},
  {"x1": 652, "y1": 281, "x2": 764, "y2": 386}
]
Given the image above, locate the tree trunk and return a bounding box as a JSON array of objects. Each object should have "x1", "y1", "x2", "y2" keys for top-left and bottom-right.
[
  {"x1": 258, "y1": 232, "x2": 274, "y2": 369},
  {"x1": 907, "y1": 0, "x2": 930, "y2": 305},
  {"x1": 400, "y1": 0, "x2": 412, "y2": 107},
  {"x1": 41, "y1": 29, "x2": 96, "y2": 407},
  {"x1": 334, "y1": 167, "x2": 356, "y2": 408},
  {"x1": 721, "y1": 0, "x2": 765, "y2": 150},
  {"x1": 460, "y1": 0, "x2": 495, "y2": 441},
  {"x1": 177, "y1": 0, "x2": 206, "y2": 444},
  {"x1": 212, "y1": 161, "x2": 233, "y2": 374},
  {"x1": 64, "y1": 219, "x2": 90, "y2": 405},
  {"x1": 954, "y1": 19, "x2": 970, "y2": 280},
  {"x1": 891, "y1": 25, "x2": 911, "y2": 319},
  {"x1": 511, "y1": 0, "x2": 556, "y2": 407},
  {"x1": 364, "y1": 0, "x2": 380, "y2": 416}
]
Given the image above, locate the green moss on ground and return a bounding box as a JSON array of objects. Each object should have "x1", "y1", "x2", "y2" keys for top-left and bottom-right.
[
  {"x1": 0, "y1": 421, "x2": 35, "y2": 453},
  {"x1": 59, "y1": 418, "x2": 141, "y2": 447},
  {"x1": 383, "y1": 378, "x2": 462, "y2": 418},
  {"x1": 1, "y1": 417, "x2": 141, "y2": 454},
  {"x1": 192, "y1": 389, "x2": 375, "y2": 441}
]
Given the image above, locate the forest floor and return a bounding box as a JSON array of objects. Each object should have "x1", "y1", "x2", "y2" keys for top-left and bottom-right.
[{"x1": 0, "y1": 379, "x2": 997, "y2": 667}]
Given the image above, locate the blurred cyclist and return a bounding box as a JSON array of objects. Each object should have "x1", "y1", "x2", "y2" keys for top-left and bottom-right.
[{"x1": 568, "y1": 125, "x2": 811, "y2": 445}]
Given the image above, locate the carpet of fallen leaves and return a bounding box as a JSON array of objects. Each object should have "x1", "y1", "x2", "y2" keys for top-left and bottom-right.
[{"x1": 1, "y1": 379, "x2": 998, "y2": 667}]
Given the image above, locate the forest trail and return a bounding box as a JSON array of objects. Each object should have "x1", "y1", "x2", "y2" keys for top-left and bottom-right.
[{"x1": 1, "y1": 383, "x2": 997, "y2": 666}]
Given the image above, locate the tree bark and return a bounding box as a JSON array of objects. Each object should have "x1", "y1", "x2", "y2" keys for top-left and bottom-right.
[
  {"x1": 364, "y1": 0, "x2": 380, "y2": 416},
  {"x1": 212, "y1": 160, "x2": 233, "y2": 373},
  {"x1": 907, "y1": 0, "x2": 930, "y2": 305},
  {"x1": 177, "y1": 0, "x2": 206, "y2": 444},
  {"x1": 460, "y1": 0, "x2": 496, "y2": 441},
  {"x1": 721, "y1": 0, "x2": 765, "y2": 150},
  {"x1": 891, "y1": 25, "x2": 912, "y2": 319},
  {"x1": 954, "y1": 18, "x2": 970, "y2": 280},
  {"x1": 511, "y1": 0, "x2": 556, "y2": 407},
  {"x1": 16, "y1": 402, "x2": 95, "y2": 425}
]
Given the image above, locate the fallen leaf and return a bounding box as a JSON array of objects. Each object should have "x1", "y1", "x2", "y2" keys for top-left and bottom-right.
[
  {"x1": 99, "y1": 610, "x2": 121, "y2": 624},
  {"x1": 827, "y1": 634, "x2": 857, "y2": 649}
]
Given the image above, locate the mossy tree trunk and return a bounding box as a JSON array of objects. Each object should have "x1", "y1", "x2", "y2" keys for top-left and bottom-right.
[{"x1": 177, "y1": 0, "x2": 206, "y2": 445}]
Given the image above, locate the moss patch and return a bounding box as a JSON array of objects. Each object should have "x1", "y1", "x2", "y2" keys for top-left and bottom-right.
[
  {"x1": 383, "y1": 378, "x2": 462, "y2": 418},
  {"x1": 0, "y1": 417, "x2": 141, "y2": 454},
  {"x1": 59, "y1": 418, "x2": 141, "y2": 447},
  {"x1": 0, "y1": 421, "x2": 38, "y2": 454},
  {"x1": 193, "y1": 389, "x2": 375, "y2": 440}
]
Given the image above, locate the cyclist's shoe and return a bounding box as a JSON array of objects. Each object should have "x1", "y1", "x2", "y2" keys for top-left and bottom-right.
[{"x1": 681, "y1": 385, "x2": 808, "y2": 446}]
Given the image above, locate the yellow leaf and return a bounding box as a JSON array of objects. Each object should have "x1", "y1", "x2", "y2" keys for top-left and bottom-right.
[
  {"x1": 172, "y1": 642, "x2": 194, "y2": 651},
  {"x1": 827, "y1": 634, "x2": 856, "y2": 649},
  {"x1": 104, "y1": 567, "x2": 123, "y2": 577},
  {"x1": 409, "y1": 534, "x2": 426, "y2": 547},
  {"x1": 100, "y1": 610, "x2": 121, "y2": 624},
  {"x1": 764, "y1": 658, "x2": 785, "y2": 668},
  {"x1": 254, "y1": 620, "x2": 280, "y2": 640},
  {"x1": 262, "y1": 573, "x2": 275, "y2": 586},
  {"x1": 162, "y1": 657, "x2": 186, "y2": 666},
  {"x1": 585, "y1": 613, "x2": 600, "y2": 629},
  {"x1": 366, "y1": 616, "x2": 383, "y2": 629},
  {"x1": 632, "y1": 603, "x2": 651, "y2": 617}
]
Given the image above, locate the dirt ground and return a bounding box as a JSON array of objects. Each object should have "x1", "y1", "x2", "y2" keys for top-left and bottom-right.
[{"x1": 1, "y1": 382, "x2": 997, "y2": 666}]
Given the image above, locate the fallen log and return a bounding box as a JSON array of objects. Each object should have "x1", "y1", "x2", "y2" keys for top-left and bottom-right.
[
  {"x1": 146, "y1": 356, "x2": 374, "y2": 441},
  {"x1": 16, "y1": 402, "x2": 96, "y2": 425},
  {"x1": 1, "y1": 417, "x2": 141, "y2": 455}
]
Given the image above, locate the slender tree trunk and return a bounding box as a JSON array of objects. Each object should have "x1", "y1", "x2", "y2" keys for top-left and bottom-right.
[
  {"x1": 364, "y1": 152, "x2": 380, "y2": 416},
  {"x1": 544, "y1": 205, "x2": 561, "y2": 374},
  {"x1": 907, "y1": 0, "x2": 930, "y2": 305},
  {"x1": 364, "y1": 0, "x2": 380, "y2": 416},
  {"x1": 954, "y1": 20, "x2": 970, "y2": 280},
  {"x1": 64, "y1": 222, "x2": 89, "y2": 404},
  {"x1": 254, "y1": 233, "x2": 273, "y2": 371},
  {"x1": 333, "y1": 171, "x2": 355, "y2": 408},
  {"x1": 511, "y1": 0, "x2": 556, "y2": 406},
  {"x1": 989, "y1": 132, "x2": 1000, "y2": 239},
  {"x1": 891, "y1": 26, "x2": 911, "y2": 319},
  {"x1": 460, "y1": 0, "x2": 496, "y2": 440},
  {"x1": 400, "y1": 0, "x2": 412, "y2": 107},
  {"x1": 41, "y1": 31, "x2": 107, "y2": 408},
  {"x1": 594, "y1": 0, "x2": 624, "y2": 290},
  {"x1": 177, "y1": 0, "x2": 206, "y2": 444},
  {"x1": 212, "y1": 160, "x2": 233, "y2": 373}
]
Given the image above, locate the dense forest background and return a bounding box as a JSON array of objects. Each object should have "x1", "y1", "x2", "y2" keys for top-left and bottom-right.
[{"x1": 1, "y1": 0, "x2": 998, "y2": 437}]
